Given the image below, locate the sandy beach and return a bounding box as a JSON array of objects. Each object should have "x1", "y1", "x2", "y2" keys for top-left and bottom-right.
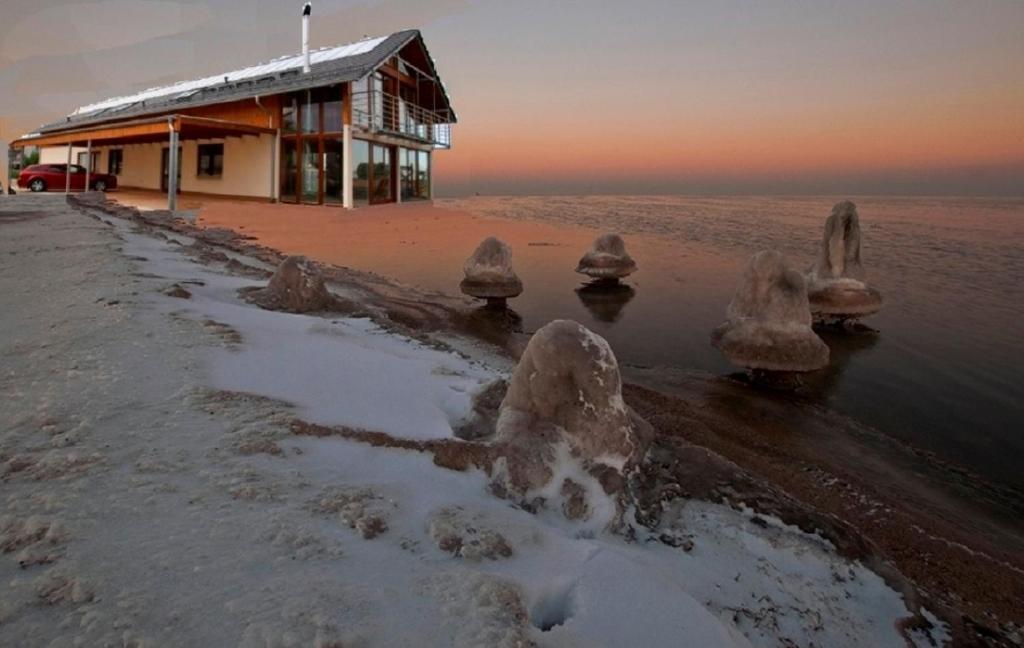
[{"x1": 0, "y1": 193, "x2": 1020, "y2": 645}]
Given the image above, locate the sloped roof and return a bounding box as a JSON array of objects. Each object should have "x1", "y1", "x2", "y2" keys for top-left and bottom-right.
[{"x1": 36, "y1": 29, "x2": 455, "y2": 134}]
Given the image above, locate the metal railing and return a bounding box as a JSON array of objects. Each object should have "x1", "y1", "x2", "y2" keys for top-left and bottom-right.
[{"x1": 351, "y1": 90, "x2": 452, "y2": 149}]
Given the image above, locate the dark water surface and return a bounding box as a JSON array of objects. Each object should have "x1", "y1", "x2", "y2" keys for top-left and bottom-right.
[
  {"x1": 202, "y1": 193, "x2": 1023, "y2": 493},
  {"x1": 436, "y1": 195, "x2": 1024, "y2": 491}
]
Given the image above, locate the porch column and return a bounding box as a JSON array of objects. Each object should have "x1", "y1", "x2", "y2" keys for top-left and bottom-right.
[
  {"x1": 84, "y1": 139, "x2": 92, "y2": 191},
  {"x1": 271, "y1": 130, "x2": 280, "y2": 202},
  {"x1": 65, "y1": 144, "x2": 72, "y2": 193},
  {"x1": 342, "y1": 126, "x2": 353, "y2": 208},
  {"x1": 395, "y1": 158, "x2": 402, "y2": 204},
  {"x1": 342, "y1": 82, "x2": 353, "y2": 208},
  {"x1": 167, "y1": 127, "x2": 179, "y2": 211}
]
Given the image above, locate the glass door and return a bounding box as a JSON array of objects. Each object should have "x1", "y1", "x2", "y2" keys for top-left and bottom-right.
[
  {"x1": 323, "y1": 139, "x2": 344, "y2": 204},
  {"x1": 301, "y1": 139, "x2": 321, "y2": 204},
  {"x1": 352, "y1": 139, "x2": 370, "y2": 207},
  {"x1": 370, "y1": 144, "x2": 393, "y2": 204},
  {"x1": 280, "y1": 139, "x2": 298, "y2": 203},
  {"x1": 399, "y1": 148, "x2": 415, "y2": 201},
  {"x1": 279, "y1": 85, "x2": 344, "y2": 206}
]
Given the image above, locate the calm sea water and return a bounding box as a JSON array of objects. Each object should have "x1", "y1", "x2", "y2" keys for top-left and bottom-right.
[{"x1": 439, "y1": 195, "x2": 1024, "y2": 490}]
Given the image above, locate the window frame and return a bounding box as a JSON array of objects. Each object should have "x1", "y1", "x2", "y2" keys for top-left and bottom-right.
[
  {"x1": 196, "y1": 143, "x2": 224, "y2": 178},
  {"x1": 279, "y1": 84, "x2": 346, "y2": 205},
  {"x1": 107, "y1": 149, "x2": 124, "y2": 176},
  {"x1": 76, "y1": 152, "x2": 99, "y2": 173}
]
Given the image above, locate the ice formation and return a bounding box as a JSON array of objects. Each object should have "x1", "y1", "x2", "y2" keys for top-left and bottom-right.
[
  {"x1": 806, "y1": 201, "x2": 883, "y2": 321},
  {"x1": 244, "y1": 255, "x2": 337, "y2": 313},
  {"x1": 712, "y1": 250, "x2": 829, "y2": 372},
  {"x1": 459, "y1": 237, "x2": 524, "y2": 307},
  {"x1": 493, "y1": 320, "x2": 640, "y2": 522},
  {"x1": 575, "y1": 233, "x2": 637, "y2": 281}
]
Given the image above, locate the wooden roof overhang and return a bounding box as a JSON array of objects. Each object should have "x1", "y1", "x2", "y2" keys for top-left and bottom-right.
[{"x1": 12, "y1": 115, "x2": 275, "y2": 149}]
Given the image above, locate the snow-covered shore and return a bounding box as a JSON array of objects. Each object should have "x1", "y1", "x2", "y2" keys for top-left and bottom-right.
[{"x1": 1, "y1": 195, "x2": 948, "y2": 646}]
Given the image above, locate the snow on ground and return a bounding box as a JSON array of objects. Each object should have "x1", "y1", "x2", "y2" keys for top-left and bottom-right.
[
  {"x1": 0, "y1": 196, "x2": 947, "y2": 647},
  {"x1": 116, "y1": 225, "x2": 494, "y2": 440}
]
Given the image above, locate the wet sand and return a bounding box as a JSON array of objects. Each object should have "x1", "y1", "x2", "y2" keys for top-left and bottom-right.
[{"x1": 180, "y1": 197, "x2": 1024, "y2": 642}]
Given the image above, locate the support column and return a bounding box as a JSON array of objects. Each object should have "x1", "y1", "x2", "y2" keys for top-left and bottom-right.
[
  {"x1": 168, "y1": 128, "x2": 179, "y2": 211},
  {"x1": 65, "y1": 144, "x2": 72, "y2": 193},
  {"x1": 342, "y1": 82, "x2": 354, "y2": 209},
  {"x1": 395, "y1": 150, "x2": 402, "y2": 204},
  {"x1": 271, "y1": 130, "x2": 280, "y2": 202},
  {"x1": 84, "y1": 139, "x2": 92, "y2": 191}
]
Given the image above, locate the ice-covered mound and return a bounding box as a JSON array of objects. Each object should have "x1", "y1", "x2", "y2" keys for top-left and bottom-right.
[
  {"x1": 712, "y1": 250, "x2": 829, "y2": 372},
  {"x1": 806, "y1": 201, "x2": 883, "y2": 320},
  {"x1": 575, "y1": 233, "x2": 637, "y2": 280},
  {"x1": 492, "y1": 320, "x2": 642, "y2": 523},
  {"x1": 459, "y1": 237, "x2": 523, "y2": 307},
  {"x1": 242, "y1": 255, "x2": 340, "y2": 313}
]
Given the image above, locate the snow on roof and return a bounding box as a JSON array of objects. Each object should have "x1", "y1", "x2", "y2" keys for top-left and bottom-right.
[{"x1": 71, "y1": 34, "x2": 391, "y2": 118}]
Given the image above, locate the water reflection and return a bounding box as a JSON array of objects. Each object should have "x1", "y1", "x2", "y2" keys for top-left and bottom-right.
[
  {"x1": 575, "y1": 281, "x2": 636, "y2": 323},
  {"x1": 804, "y1": 325, "x2": 880, "y2": 399},
  {"x1": 457, "y1": 305, "x2": 524, "y2": 349}
]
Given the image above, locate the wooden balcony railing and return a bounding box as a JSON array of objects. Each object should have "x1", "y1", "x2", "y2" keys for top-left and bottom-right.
[{"x1": 351, "y1": 91, "x2": 452, "y2": 149}]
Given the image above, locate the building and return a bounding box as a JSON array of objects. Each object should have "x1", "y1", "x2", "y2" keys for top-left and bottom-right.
[{"x1": 12, "y1": 26, "x2": 455, "y2": 209}]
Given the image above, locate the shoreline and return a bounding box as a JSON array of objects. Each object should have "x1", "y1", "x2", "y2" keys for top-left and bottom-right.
[
  {"x1": 131, "y1": 194, "x2": 1024, "y2": 641},
  {"x1": 3, "y1": 192, "x2": 1019, "y2": 644},
  {"x1": 188, "y1": 193, "x2": 1024, "y2": 495}
]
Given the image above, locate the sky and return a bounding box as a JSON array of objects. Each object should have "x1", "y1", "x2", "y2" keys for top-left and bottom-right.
[{"x1": 1, "y1": 0, "x2": 1022, "y2": 196}]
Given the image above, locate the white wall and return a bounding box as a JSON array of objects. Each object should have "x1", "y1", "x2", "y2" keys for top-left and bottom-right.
[
  {"x1": 39, "y1": 146, "x2": 86, "y2": 165},
  {"x1": 101, "y1": 135, "x2": 273, "y2": 198},
  {"x1": 178, "y1": 135, "x2": 274, "y2": 198},
  {"x1": 119, "y1": 143, "x2": 163, "y2": 190}
]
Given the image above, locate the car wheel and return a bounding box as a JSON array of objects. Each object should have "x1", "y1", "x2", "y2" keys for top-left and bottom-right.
[
  {"x1": 29, "y1": 179, "x2": 46, "y2": 192},
  {"x1": 93, "y1": 180, "x2": 107, "y2": 192}
]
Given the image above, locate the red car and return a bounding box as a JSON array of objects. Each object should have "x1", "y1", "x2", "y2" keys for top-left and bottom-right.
[{"x1": 18, "y1": 164, "x2": 117, "y2": 193}]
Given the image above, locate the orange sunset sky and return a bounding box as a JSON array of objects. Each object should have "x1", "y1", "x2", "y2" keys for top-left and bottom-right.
[{"x1": 1, "y1": 0, "x2": 1022, "y2": 195}]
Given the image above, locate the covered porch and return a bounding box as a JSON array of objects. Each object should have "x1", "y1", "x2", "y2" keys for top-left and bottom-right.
[{"x1": 13, "y1": 115, "x2": 277, "y2": 210}]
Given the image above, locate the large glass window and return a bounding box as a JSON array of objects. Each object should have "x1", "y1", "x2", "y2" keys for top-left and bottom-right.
[
  {"x1": 417, "y1": 150, "x2": 430, "y2": 199},
  {"x1": 352, "y1": 139, "x2": 370, "y2": 206},
  {"x1": 280, "y1": 139, "x2": 298, "y2": 202},
  {"x1": 77, "y1": 152, "x2": 99, "y2": 173},
  {"x1": 371, "y1": 73, "x2": 385, "y2": 130},
  {"x1": 398, "y1": 148, "x2": 430, "y2": 200},
  {"x1": 323, "y1": 100, "x2": 342, "y2": 133},
  {"x1": 399, "y1": 148, "x2": 415, "y2": 201},
  {"x1": 282, "y1": 96, "x2": 298, "y2": 133},
  {"x1": 301, "y1": 91, "x2": 319, "y2": 134},
  {"x1": 351, "y1": 77, "x2": 370, "y2": 126},
  {"x1": 302, "y1": 140, "x2": 320, "y2": 203},
  {"x1": 371, "y1": 144, "x2": 392, "y2": 203},
  {"x1": 107, "y1": 149, "x2": 123, "y2": 175},
  {"x1": 196, "y1": 143, "x2": 224, "y2": 177},
  {"x1": 281, "y1": 85, "x2": 345, "y2": 205},
  {"x1": 323, "y1": 139, "x2": 343, "y2": 204}
]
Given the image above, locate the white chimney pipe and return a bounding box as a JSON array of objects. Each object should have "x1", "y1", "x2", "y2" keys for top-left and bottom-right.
[{"x1": 302, "y1": 2, "x2": 312, "y2": 74}]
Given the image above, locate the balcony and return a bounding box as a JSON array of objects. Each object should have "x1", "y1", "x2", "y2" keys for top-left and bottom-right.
[{"x1": 351, "y1": 90, "x2": 452, "y2": 149}]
